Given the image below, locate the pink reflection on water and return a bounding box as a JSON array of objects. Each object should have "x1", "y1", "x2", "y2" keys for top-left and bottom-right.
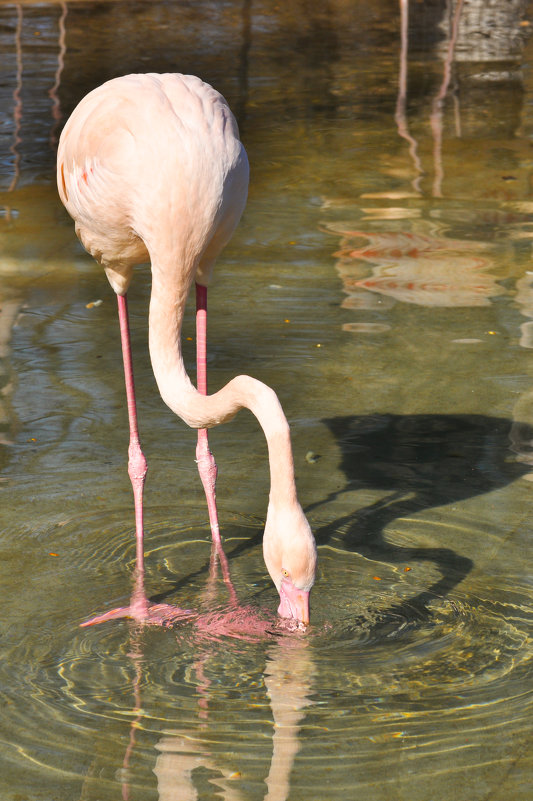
[{"x1": 331, "y1": 228, "x2": 499, "y2": 311}]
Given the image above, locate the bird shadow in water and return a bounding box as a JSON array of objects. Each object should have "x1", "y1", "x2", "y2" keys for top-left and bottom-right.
[
  {"x1": 150, "y1": 413, "x2": 531, "y2": 628},
  {"x1": 311, "y1": 413, "x2": 532, "y2": 625}
]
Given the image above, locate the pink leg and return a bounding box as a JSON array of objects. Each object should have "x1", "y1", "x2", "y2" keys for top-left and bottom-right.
[
  {"x1": 81, "y1": 293, "x2": 192, "y2": 627},
  {"x1": 118, "y1": 293, "x2": 148, "y2": 581},
  {"x1": 195, "y1": 284, "x2": 238, "y2": 605},
  {"x1": 195, "y1": 283, "x2": 221, "y2": 545}
]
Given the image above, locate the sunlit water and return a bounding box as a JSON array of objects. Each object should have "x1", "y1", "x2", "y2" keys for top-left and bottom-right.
[{"x1": 0, "y1": 1, "x2": 532, "y2": 799}]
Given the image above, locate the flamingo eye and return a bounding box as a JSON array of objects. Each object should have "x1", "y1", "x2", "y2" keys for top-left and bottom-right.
[{"x1": 281, "y1": 568, "x2": 289, "y2": 578}]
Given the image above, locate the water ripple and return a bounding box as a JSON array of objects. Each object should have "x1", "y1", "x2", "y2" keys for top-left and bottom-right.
[{"x1": 0, "y1": 507, "x2": 531, "y2": 796}]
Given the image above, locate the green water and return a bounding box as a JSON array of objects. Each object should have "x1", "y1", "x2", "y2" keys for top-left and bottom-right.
[{"x1": 0, "y1": 1, "x2": 532, "y2": 799}]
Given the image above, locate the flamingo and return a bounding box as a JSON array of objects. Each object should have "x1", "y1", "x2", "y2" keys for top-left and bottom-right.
[{"x1": 56, "y1": 73, "x2": 317, "y2": 628}]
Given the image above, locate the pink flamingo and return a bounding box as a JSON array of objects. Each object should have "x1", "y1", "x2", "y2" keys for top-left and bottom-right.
[{"x1": 57, "y1": 73, "x2": 316, "y2": 628}]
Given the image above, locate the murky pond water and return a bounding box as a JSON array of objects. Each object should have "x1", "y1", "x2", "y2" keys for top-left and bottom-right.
[{"x1": 1, "y1": 0, "x2": 532, "y2": 799}]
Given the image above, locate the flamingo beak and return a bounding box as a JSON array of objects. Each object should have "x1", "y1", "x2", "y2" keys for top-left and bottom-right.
[{"x1": 277, "y1": 578, "x2": 310, "y2": 625}]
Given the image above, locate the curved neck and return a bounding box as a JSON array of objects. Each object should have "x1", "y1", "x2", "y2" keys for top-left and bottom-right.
[{"x1": 148, "y1": 275, "x2": 298, "y2": 507}]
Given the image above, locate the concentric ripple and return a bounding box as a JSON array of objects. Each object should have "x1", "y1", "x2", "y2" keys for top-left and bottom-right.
[{"x1": 0, "y1": 503, "x2": 531, "y2": 801}]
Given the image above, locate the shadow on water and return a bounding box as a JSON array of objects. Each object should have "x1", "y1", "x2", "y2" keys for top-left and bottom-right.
[
  {"x1": 310, "y1": 413, "x2": 532, "y2": 625},
  {"x1": 152, "y1": 412, "x2": 531, "y2": 630}
]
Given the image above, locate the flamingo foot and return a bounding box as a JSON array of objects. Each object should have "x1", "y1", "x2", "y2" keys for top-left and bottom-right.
[{"x1": 81, "y1": 597, "x2": 194, "y2": 628}]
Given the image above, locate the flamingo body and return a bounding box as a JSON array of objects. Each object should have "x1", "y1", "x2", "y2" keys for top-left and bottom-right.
[{"x1": 58, "y1": 73, "x2": 248, "y2": 296}]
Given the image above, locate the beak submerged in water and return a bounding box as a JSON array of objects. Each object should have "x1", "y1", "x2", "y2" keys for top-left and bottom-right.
[{"x1": 277, "y1": 576, "x2": 311, "y2": 625}]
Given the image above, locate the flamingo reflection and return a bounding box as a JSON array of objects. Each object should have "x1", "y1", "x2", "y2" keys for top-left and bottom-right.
[
  {"x1": 325, "y1": 0, "x2": 505, "y2": 328},
  {"x1": 2, "y1": 2, "x2": 67, "y2": 204},
  {"x1": 153, "y1": 639, "x2": 313, "y2": 801},
  {"x1": 326, "y1": 224, "x2": 499, "y2": 318},
  {"x1": 109, "y1": 551, "x2": 314, "y2": 801}
]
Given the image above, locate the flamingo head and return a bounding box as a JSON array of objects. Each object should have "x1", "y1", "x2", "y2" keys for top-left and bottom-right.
[{"x1": 263, "y1": 501, "x2": 317, "y2": 626}]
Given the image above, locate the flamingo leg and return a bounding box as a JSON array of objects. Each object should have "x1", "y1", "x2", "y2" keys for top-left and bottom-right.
[
  {"x1": 118, "y1": 293, "x2": 148, "y2": 580},
  {"x1": 117, "y1": 292, "x2": 156, "y2": 620},
  {"x1": 195, "y1": 283, "x2": 221, "y2": 544},
  {"x1": 195, "y1": 283, "x2": 238, "y2": 606},
  {"x1": 81, "y1": 293, "x2": 192, "y2": 627}
]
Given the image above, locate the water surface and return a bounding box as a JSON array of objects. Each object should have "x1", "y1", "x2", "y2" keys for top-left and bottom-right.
[{"x1": 0, "y1": 1, "x2": 532, "y2": 799}]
